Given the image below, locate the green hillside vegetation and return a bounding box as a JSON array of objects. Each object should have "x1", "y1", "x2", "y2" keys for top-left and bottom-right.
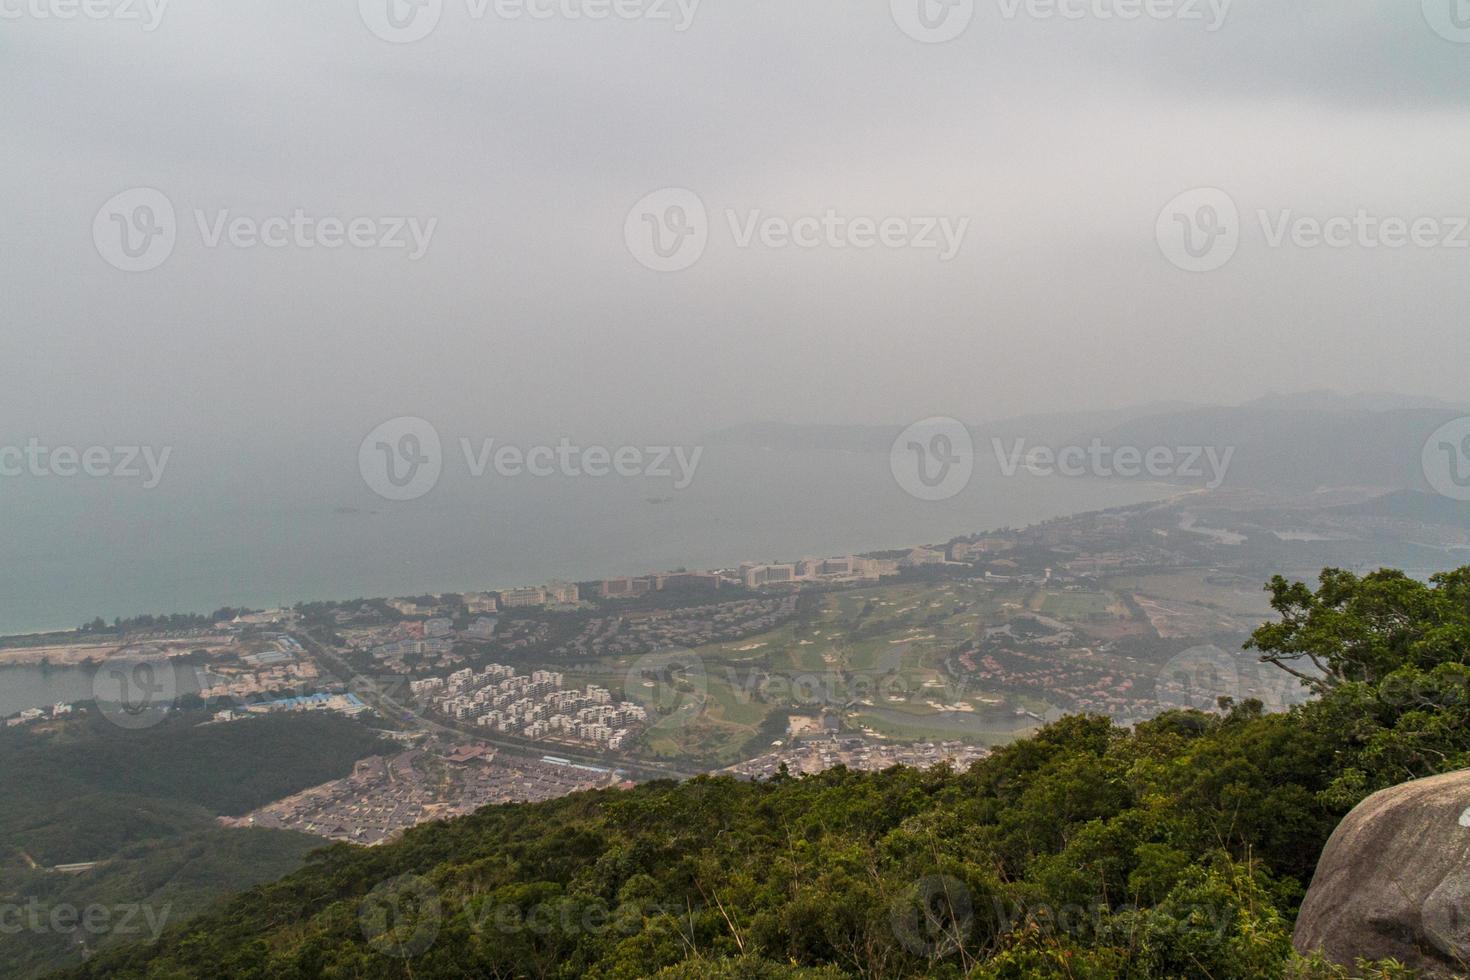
[
  {"x1": 2, "y1": 827, "x2": 315, "y2": 980},
  {"x1": 0, "y1": 711, "x2": 390, "y2": 978},
  {"x1": 65, "y1": 568, "x2": 1470, "y2": 978},
  {"x1": 0, "y1": 710, "x2": 390, "y2": 866}
]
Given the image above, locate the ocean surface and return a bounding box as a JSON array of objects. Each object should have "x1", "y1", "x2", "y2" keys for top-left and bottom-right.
[{"x1": 0, "y1": 444, "x2": 1175, "y2": 638}]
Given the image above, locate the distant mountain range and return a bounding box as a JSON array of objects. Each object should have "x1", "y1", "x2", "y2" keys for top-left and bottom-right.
[
  {"x1": 1330, "y1": 489, "x2": 1470, "y2": 529},
  {"x1": 705, "y1": 401, "x2": 1199, "y2": 454},
  {"x1": 706, "y1": 392, "x2": 1470, "y2": 493}
]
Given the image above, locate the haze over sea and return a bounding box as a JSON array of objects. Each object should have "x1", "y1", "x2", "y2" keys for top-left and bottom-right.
[{"x1": 0, "y1": 443, "x2": 1174, "y2": 638}]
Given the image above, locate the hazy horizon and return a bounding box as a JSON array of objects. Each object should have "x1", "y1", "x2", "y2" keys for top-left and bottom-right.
[
  {"x1": 7, "y1": 0, "x2": 1470, "y2": 632},
  {"x1": 5, "y1": 1, "x2": 1470, "y2": 454}
]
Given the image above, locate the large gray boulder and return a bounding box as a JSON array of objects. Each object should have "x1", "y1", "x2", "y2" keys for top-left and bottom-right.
[{"x1": 1294, "y1": 769, "x2": 1470, "y2": 976}]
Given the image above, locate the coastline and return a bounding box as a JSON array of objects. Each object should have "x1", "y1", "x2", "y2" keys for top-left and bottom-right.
[
  {"x1": 0, "y1": 480, "x2": 1186, "y2": 644},
  {"x1": 0, "y1": 642, "x2": 121, "y2": 667}
]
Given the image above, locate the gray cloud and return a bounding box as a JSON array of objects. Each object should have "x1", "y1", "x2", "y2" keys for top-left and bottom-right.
[{"x1": 2, "y1": 0, "x2": 1468, "y2": 454}]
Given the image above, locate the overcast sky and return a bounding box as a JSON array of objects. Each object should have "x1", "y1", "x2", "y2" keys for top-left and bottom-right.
[{"x1": 4, "y1": 0, "x2": 1469, "y2": 451}]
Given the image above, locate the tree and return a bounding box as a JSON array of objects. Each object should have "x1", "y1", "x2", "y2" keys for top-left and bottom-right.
[{"x1": 1247, "y1": 568, "x2": 1470, "y2": 693}]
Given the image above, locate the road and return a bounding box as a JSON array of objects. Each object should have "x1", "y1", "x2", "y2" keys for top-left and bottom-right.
[{"x1": 295, "y1": 629, "x2": 700, "y2": 782}]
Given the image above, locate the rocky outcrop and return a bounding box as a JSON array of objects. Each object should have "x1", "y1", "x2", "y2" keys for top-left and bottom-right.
[{"x1": 1294, "y1": 769, "x2": 1470, "y2": 976}]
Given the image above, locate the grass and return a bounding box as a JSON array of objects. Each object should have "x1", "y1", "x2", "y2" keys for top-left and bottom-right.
[
  {"x1": 602, "y1": 577, "x2": 1201, "y2": 765},
  {"x1": 1106, "y1": 573, "x2": 1273, "y2": 616},
  {"x1": 1036, "y1": 590, "x2": 1115, "y2": 620}
]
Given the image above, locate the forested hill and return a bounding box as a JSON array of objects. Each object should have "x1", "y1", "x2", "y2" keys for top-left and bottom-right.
[
  {"x1": 1, "y1": 711, "x2": 392, "y2": 979},
  {"x1": 67, "y1": 569, "x2": 1470, "y2": 979}
]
